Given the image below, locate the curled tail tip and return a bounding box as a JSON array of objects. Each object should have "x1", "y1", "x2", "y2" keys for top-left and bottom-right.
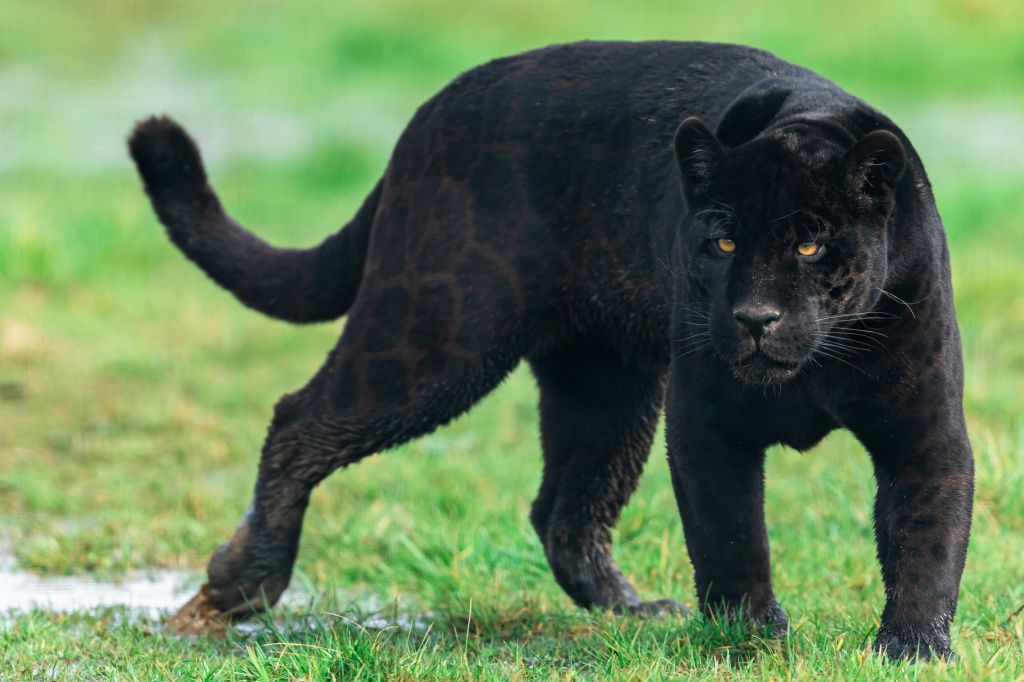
[{"x1": 128, "y1": 115, "x2": 208, "y2": 192}]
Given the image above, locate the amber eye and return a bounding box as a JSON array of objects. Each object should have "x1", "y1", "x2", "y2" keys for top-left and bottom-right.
[
  {"x1": 717, "y1": 238, "x2": 736, "y2": 253},
  {"x1": 797, "y1": 242, "x2": 819, "y2": 257}
]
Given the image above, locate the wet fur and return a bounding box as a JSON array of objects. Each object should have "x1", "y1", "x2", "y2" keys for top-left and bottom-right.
[{"x1": 129, "y1": 41, "x2": 973, "y2": 660}]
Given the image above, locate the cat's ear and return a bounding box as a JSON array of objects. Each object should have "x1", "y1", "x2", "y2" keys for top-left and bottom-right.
[
  {"x1": 842, "y1": 130, "x2": 906, "y2": 214},
  {"x1": 674, "y1": 117, "x2": 723, "y2": 202}
]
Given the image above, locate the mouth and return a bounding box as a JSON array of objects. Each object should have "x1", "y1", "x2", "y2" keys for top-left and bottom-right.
[{"x1": 731, "y1": 351, "x2": 802, "y2": 386}]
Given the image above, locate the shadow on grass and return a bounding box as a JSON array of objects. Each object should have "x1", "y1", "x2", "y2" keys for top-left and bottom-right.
[{"x1": 223, "y1": 591, "x2": 800, "y2": 679}]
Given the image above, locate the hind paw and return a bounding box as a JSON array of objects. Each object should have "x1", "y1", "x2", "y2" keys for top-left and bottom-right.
[
  {"x1": 621, "y1": 598, "x2": 693, "y2": 618},
  {"x1": 874, "y1": 627, "x2": 955, "y2": 662}
]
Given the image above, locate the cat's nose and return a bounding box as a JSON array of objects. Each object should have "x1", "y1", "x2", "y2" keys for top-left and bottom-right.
[{"x1": 733, "y1": 309, "x2": 780, "y2": 341}]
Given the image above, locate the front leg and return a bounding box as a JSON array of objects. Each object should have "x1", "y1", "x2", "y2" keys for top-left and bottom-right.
[
  {"x1": 849, "y1": 406, "x2": 974, "y2": 661},
  {"x1": 528, "y1": 346, "x2": 688, "y2": 617},
  {"x1": 665, "y1": 387, "x2": 788, "y2": 635}
]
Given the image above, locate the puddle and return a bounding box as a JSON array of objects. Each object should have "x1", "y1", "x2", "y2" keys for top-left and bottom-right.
[
  {"x1": 0, "y1": 548, "x2": 202, "y2": 620},
  {"x1": 0, "y1": 547, "x2": 431, "y2": 633}
]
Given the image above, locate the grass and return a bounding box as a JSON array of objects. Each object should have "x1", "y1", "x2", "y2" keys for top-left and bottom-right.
[{"x1": 1, "y1": 0, "x2": 1024, "y2": 679}]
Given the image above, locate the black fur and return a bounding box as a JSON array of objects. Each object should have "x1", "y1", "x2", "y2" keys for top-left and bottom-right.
[{"x1": 129, "y1": 41, "x2": 972, "y2": 660}]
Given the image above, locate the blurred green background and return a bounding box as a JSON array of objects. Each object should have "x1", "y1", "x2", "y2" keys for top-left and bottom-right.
[{"x1": 1, "y1": 0, "x2": 1023, "y2": 678}]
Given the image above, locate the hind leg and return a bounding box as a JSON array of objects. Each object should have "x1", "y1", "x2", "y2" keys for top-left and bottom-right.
[
  {"x1": 167, "y1": 297, "x2": 524, "y2": 631},
  {"x1": 529, "y1": 343, "x2": 687, "y2": 615}
]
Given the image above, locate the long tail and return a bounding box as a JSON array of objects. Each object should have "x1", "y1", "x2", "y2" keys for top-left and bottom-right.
[{"x1": 128, "y1": 116, "x2": 379, "y2": 323}]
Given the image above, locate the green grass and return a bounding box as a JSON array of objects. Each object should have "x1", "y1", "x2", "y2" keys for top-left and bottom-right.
[
  {"x1": 3, "y1": 596, "x2": 1023, "y2": 679},
  {"x1": 2, "y1": 0, "x2": 1024, "y2": 679}
]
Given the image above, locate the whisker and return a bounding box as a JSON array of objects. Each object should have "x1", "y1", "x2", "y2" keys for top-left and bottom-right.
[
  {"x1": 820, "y1": 330, "x2": 888, "y2": 349},
  {"x1": 709, "y1": 199, "x2": 738, "y2": 213},
  {"x1": 875, "y1": 288, "x2": 917, "y2": 318},
  {"x1": 816, "y1": 347, "x2": 869, "y2": 360},
  {"x1": 816, "y1": 311, "x2": 898, "y2": 322},
  {"x1": 815, "y1": 344, "x2": 861, "y2": 359},
  {"x1": 811, "y1": 348, "x2": 875, "y2": 379},
  {"x1": 677, "y1": 306, "x2": 710, "y2": 320},
  {"x1": 675, "y1": 331, "x2": 711, "y2": 344},
  {"x1": 875, "y1": 287, "x2": 934, "y2": 320},
  {"x1": 694, "y1": 208, "x2": 735, "y2": 219},
  {"x1": 769, "y1": 209, "x2": 801, "y2": 223},
  {"x1": 816, "y1": 336, "x2": 871, "y2": 351},
  {"x1": 812, "y1": 335, "x2": 874, "y2": 353},
  {"x1": 821, "y1": 328, "x2": 887, "y2": 340},
  {"x1": 819, "y1": 333, "x2": 884, "y2": 350},
  {"x1": 709, "y1": 222, "x2": 733, "y2": 240},
  {"x1": 817, "y1": 310, "x2": 896, "y2": 318},
  {"x1": 824, "y1": 327, "x2": 889, "y2": 339},
  {"x1": 674, "y1": 341, "x2": 715, "y2": 361},
  {"x1": 808, "y1": 214, "x2": 827, "y2": 243},
  {"x1": 655, "y1": 257, "x2": 678, "y2": 279}
]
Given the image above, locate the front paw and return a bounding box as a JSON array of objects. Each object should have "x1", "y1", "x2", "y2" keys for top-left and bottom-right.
[
  {"x1": 206, "y1": 564, "x2": 291, "y2": 618},
  {"x1": 204, "y1": 516, "x2": 293, "y2": 616},
  {"x1": 706, "y1": 596, "x2": 789, "y2": 637},
  {"x1": 874, "y1": 626, "x2": 955, "y2": 662},
  {"x1": 165, "y1": 584, "x2": 229, "y2": 636}
]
